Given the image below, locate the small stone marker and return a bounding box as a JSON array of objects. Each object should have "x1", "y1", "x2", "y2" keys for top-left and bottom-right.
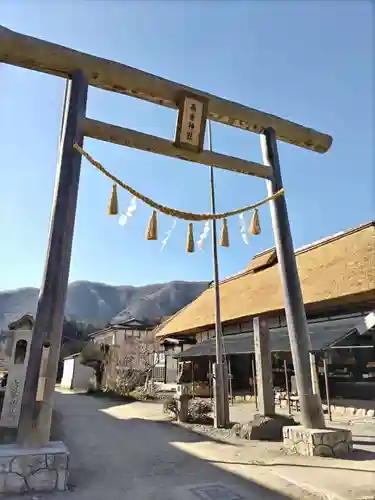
[
  {"x1": 0, "y1": 318, "x2": 34, "y2": 428},
  {"x1": 0, "y1": 315, "x2": 48, "y2": 429}
]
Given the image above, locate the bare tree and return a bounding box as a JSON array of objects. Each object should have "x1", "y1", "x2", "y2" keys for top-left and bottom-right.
[{"x1": 106, "y1": 332, "x2": 163, "y2": 397}]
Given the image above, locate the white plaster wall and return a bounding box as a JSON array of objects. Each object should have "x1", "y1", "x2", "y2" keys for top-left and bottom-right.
[
  {"x1": 60, "y1": 358, "x2": 74, "y2": 389},
  {"x1": 93, "y1": 333, "x2": 115, "y2": 345}
]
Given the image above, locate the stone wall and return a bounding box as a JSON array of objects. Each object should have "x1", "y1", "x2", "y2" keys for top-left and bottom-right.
[
  {"x1": 283, "y1": 426, "x2": 353, "y2": 457},
  {"x1": 0, "y1": 441, "x2": 68, "y2": 494}
]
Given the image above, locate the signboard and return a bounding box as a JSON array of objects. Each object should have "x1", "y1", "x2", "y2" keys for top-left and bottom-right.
[{"x1": 174, "y1": 93, "x2": 208, "y2": 153}]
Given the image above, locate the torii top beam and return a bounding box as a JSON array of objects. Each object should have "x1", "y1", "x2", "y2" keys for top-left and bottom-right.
[{"x1": 0, "y1": 26, "x2": 332, "y2": 154}]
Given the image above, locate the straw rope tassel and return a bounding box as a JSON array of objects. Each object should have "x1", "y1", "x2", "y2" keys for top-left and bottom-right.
[
  {"x1": 73, "y1": 143, "x2": 285, "y2": 222},
  {"x1": 186, "y1": 223, "x2": 195, "y2": 253},
  {"x1": 108, "y1": 184, "x2": 119, "y2": 215},
  {"x1": 220, "y1": 218, "x2": 230, "y2": 247},
  {"x1": 146, "y1": 210, "x2": 158, "y2": 240},
  {"x1": 250, "y1": 208, "x2": 261, "y2": 235}
]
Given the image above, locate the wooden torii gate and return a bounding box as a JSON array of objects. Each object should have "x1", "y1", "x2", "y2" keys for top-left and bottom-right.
[{"x1": 0, "y1": 26, "x2": 332, "y2": 444}]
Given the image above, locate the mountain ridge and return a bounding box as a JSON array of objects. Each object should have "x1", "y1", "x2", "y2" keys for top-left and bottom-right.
[{"x1": 0, "y1": 280, "x2": 210, "y2": 330}]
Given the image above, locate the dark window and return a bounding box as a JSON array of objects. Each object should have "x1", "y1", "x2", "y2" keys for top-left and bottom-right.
[{"x1": 14, "y1": 339, "x2": 27, "y2": 364}]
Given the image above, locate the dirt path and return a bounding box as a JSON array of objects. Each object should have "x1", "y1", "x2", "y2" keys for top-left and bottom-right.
[{"x1": 48, "y1": 390, "x2": 321, "y2": 500}]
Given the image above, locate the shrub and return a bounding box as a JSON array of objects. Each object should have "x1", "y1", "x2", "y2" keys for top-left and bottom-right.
[
  {"x1": 163, "y1": 398, "x2": 213, "y2": 423},
  {"x1": 110, "y1": 368, "x2": 148, "y2": 396},
  {"x1": 188, "y1": 399, "x2": 213, "y2": 423},
  {"x1": 133, "y1": 382, "x2": 159, "y2": 401}
]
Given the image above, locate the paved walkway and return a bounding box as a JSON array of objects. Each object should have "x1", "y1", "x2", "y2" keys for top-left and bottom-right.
[
  {"x1": 48, "y1": 390, "x2": 324, "y2": 500},
  {"x1": 14, "y1": 391, "x2": 374, "y2": 500}
]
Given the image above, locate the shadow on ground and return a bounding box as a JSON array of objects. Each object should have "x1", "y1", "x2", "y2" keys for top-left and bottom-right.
[{"x1": 54, "y1": 391, "x2": 306, "y2": 500}]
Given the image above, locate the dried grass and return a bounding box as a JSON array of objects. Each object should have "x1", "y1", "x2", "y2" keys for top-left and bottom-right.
[{"x1": 156, "y1": 222, "x2": 375, "y2": 338}]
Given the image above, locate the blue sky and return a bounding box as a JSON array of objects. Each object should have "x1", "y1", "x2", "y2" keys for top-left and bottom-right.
[{"x1": 0, "y1": 1, "x2": 373, "y2": 291}]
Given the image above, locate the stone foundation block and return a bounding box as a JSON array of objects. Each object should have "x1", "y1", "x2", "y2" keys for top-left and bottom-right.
[
  {"x1": 233, "y1": 414, "x2": 297, "y2": 442},
  {"x1": 283, "y1": 426, "x2": 352, "y2": 457},
  {"x1": 0, "y1": 441, "x2": 68, "y2": 494}
]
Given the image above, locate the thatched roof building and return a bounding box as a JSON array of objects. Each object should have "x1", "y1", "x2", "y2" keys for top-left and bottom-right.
[{"x1": 155, "y1": 221, "x2": 375, "y2": 339}]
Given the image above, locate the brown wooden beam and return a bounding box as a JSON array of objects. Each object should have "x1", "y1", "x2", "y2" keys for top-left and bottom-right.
[
  {"x1": 17, "y1": 71, "x2": 88, "y2": 446},
  {"x1": 0, "y1": 25, "x2": 332, "y2": 154},
  {"x1": 83, "y1": 118, "x2": 273, "y2": 179}
]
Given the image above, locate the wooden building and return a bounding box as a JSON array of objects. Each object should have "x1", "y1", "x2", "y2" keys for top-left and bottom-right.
[
  {"x1": 89, "y1": 317, "x2": 169, "y2": 384},
  {"x1": 154, "y1": 221, "x2": 375, "y2": 399},
  {"x1": 89, "y1": 318, "x2": 158, "y2": 348}
]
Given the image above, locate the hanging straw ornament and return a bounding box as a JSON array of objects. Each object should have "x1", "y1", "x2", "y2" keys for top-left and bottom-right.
[
  {"x1": 250, "y1": 208, "x2": 261, "y2": 235},
  {"x1": 108, "y1": 184, "x2": 119, "y2": 215},
  {"x1": 186, "y1": 223, "x2": 195, "y2": 253},
  {"x1": 146, "y1": 210, "x2": 158, "y2": 240},
  {"x1": 220, "y1": 218, "x2": 230, "y2": 248}
]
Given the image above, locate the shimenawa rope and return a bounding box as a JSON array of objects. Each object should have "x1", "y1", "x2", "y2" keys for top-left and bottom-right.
[{"x1": 73, "y1": 143, "x2": 284, "y2": 222}]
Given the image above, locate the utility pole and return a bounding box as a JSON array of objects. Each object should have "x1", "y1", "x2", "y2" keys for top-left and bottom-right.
[
  {"x1": 17, "y1": 71, "x2": 88, "y2": 445},
  {"x1": 208, "y1": 121, "x2": 229, "y2": 429},
  {"x1": 261, "y1": 127, "x2": 325, "y2": 429}
]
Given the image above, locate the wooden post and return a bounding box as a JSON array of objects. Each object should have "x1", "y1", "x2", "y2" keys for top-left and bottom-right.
[
  {"x1": 228, "y1": 356, "x2": 233, "y2": 405},
  {"x1": 309, "y1": 352, "x2": 321, "y2": 397},
  {"x1": 284, "y1": 359, "x2": 292, "y2": 416},
  {"x1": 253, "y1": 317, "x2": 275, "y2": 416},
  {"x1": 323, "y1": 357, "x2": 332, "y2": 422},
  {"x1": 208, "y1": 358, "x2": 213, "y2": 404},
  {"x1": 163, "y1": 351, "x2": 167, "y2": 384},
  {"x1": 222, "y1": 358, "x2": 230, "y2": 424},
  {"x1": 261, "y1": 127, "x2": 325, "y2": 430},
  {"x1": 191, "y1": 361, "x2": 195, "y2": 399},
  {"x1": 208, "y1": 121, "x2": 229, "y2": 428},
  {"x1": 17, "y1": 71, "x2": 88, "y2": 446},
  {"x1": 251, "y1": 355, "x2": 258, "y2": 411}
]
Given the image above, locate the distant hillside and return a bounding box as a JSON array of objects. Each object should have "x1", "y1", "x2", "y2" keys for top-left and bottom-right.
[{"x1": 0, "y1": 280, "x2": 209, "y2": 329}]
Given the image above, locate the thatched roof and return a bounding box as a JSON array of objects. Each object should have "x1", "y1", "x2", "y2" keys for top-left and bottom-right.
[{"x1": 155, "y1": 221, "x2": 375, "y2": 339}]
